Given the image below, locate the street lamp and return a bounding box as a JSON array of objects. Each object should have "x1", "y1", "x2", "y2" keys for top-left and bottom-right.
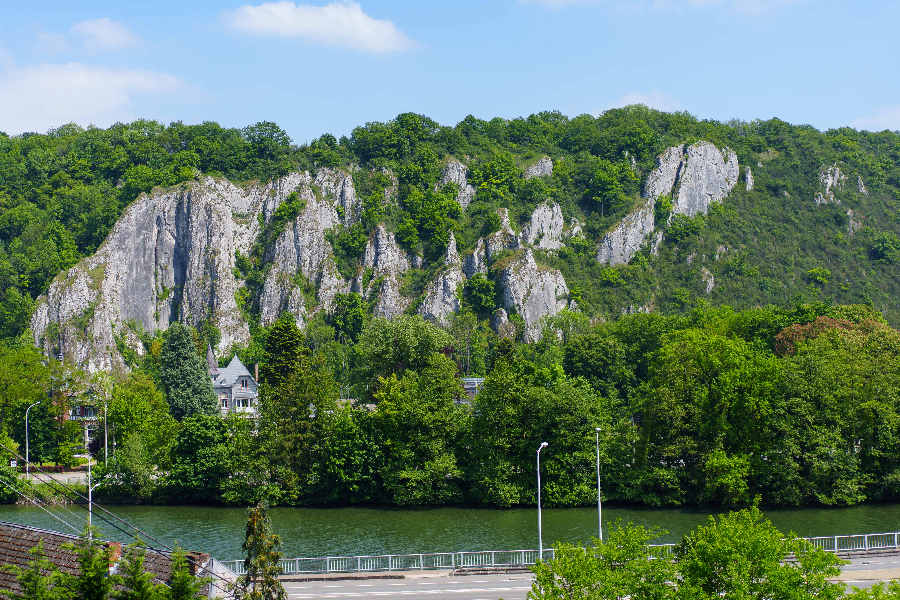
[
  {"x1": 25, "y1": 401, "x2": 41, "y2": 480},
  {"x1": 595, "y1": 427, "x2": 602, "y2": 542},
  {"x1": 86, "y1": 454, "x2": 101, "y2": 537},
  {"x1": 537, "y1": 441, "x2": 548, "y2": 561}
]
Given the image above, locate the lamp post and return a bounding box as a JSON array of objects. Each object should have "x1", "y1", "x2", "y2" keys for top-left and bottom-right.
[
  {"x1": 103, "y1": 398, "x2": 108, "y2": 464},
  {"x1": 25, "y1": 401, "x2": 41, "y2": 480},
  {"x1": 595, "y1": 427, "x2": 602, "y2": 542},
  {"x1": 87, "y1": 454, "x2": 101, "y2": 537},
  {"x1": 537, "y1": 441, "x2": 548, "y2": 561}
]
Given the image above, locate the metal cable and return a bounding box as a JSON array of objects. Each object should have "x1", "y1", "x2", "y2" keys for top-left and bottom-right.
[{"x1": 0, "y1": 476, "x2": 81, "y2": 534}]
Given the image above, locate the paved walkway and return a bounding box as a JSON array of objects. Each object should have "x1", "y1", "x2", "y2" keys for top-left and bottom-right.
[{"x1": 24, "y1": 471, "x2": 87, "y2": 485}]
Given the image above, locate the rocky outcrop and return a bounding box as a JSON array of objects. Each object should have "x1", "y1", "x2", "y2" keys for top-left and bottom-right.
[
  {"x1": 496, "y1": 249, "x2": 568, "y2": 341},
  {"x1": 858, "y1": 175, "x2": 868, "y2": 196},
  {"x1": 316, "y1": 168, "x2": 360, "y2": 223},
  {"x1": 595, "y1": 199, "x2": 654, "y2": 265},
  {"x1": 567, "y1": 218, "x2": 584, "y2": 238},
  {"x1": 485, "y1": 209, "x2": 520, "y2": 261},
  {"x1": 490, "y1": 308, "x2": 517, "y2": 339},
  {"x1": 673, "y1": 142, "x2": 739, "y2": 217},
  {"x1": 438, "y1": 158, "x2": 476, "y2": 210},
  {"x1": 745, "y1": 166, "x2": 754, "y2": 191},
  {"x1": 701, "y1": 268, "x2": 715, "y2": 294},
  {"x1": 259, "y1": 185, "x2": 346, "y2": 325},
  {"x1": 31, "y1": 173, "x2": 307, "y2": 372},
  {"x1": 815, "y1": 164, "x2": 846, "y2": 205},
  {"x1": 522, "y1": 202, "x2": 565, "y2": 250},
  {"x1": 847, "y1": 209, "x2": 861, "y2": 236},
  {"x1": 462, "y1": 238, "x2": 487, "y2": 278},
  {"x1": 358, "y1": 225, "x2": 410, "y2": 318},
  {"x1": 597, "y1": 141, "x2": 739, "y2": 266},
  {"x1": 524, "y1": 157, "x2": 553, "y2": 179},
  {"x1": 419, "y1": 233, "x2": 464, "y2": 325}
]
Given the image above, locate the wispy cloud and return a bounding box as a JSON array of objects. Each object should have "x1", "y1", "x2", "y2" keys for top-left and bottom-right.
[
  {"x1": 0, "y1": 62, "x2": 183, "y2": 134},
  {"x1": 222, "y1": 1, "x2": 415, "y2": 53},
  {"x1": 71, "y1": 17, "x2": 142, "y2": 51},
  {"x1": 36, "y1": 17, "x2": 142, "y2": 54},
  {"x1": 852, "y1": 105, "x2": 900, "y2": 133},
  {"x1": 602, "y1": 90, "x2": 683, "y2": 113}
]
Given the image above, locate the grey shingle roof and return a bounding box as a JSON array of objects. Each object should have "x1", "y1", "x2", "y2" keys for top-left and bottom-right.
[{"x1": 213, "y1": 355, "x2": 253, "y2": 387}]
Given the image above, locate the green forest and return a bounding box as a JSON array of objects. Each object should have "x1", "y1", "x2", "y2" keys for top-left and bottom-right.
[{"x1": 3, "y1": 108, "x2": 900, "y2": 508}]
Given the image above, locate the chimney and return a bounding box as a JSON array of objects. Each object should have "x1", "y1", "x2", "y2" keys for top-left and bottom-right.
[{"x1": 254, "y1": 363, "x2": 258, "y2": 381}]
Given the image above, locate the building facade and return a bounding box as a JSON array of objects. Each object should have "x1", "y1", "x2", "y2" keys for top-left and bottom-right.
[{"x1": 208, "y1": 345, "x2": 259, "y2": 418}]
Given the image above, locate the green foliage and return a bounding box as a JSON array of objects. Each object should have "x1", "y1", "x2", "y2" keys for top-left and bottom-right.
[
  {"x1": 530, "y1": 522, "x2": 676, "y2": 600},
  {"x1": 234, "y1": 502, "x2": 287, "y2": 600},
  {"x1": 112, "y1": 539, "x2": 166, "y2": 600},
  {"x1": 807, "y1": 267, "x2": 832, "y2": 285},
  {"x1": 871, "y1": 231, "x2": 900, "y2": 262},
  {"x1": 463, "y1": 273, "x2": 495, "y2": 317},
  {"x1": 159, "y1": 323, "x2": 217, "y2": 421},
  {"x1": 167, "y1": 545, "x2": 207, "y2": 600},
  {"x1": 61, "y1": 526, "x2": 115, "y2": 600},
  {"x1": 328, "y1": 293, "x2": 366, "y2": 342},
  {"x1": 164, "y1": 414, "x2": 231, "y2": 503}
]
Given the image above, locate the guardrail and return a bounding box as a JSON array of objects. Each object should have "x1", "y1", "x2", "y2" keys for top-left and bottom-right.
[{"x1": 221, "y1": 532, "x2": 900, "y2": 575}]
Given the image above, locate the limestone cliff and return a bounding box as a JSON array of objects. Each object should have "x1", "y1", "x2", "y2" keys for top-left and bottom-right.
[
  {"x1": 522, "y1": 202, "x2": 565, "y2": 250},
  {"x1": 524, "y1": 157, "x2": 553, "y2": 179},
  {"x1": 418, "y1": 233, "x2": 464, "y2": 325},
  {"x1": 438, "y1": 158, "x2": 476, "y2": 210},
  {"x1": 485, "y1": 209, "x2": 521, "y2": 261},
  {"x1": 596, "y1": 141, "x2": 739, "y2": 265},
  {"x1": 815, "y1": 164, "x2": 847, "y2": 205},
  {"x1": 496, "y1": 249, "x2": 569, "y2": 341},
  {"x1": 357, "y1": 225, "x2": 411, "y2": 318}
]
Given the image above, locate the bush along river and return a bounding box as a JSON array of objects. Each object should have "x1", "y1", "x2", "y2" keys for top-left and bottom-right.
[{"x1": 3, "y1": 502, "x2": 900, "y2": 561}]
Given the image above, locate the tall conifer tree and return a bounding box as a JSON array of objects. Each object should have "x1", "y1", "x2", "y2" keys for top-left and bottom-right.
[{"x1": 159, "y1": 323, "x2": 217, "y2": 421}]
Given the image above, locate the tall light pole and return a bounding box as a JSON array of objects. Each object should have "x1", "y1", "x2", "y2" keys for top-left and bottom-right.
[
  {"x1": 87, "y1": 454, "x2": 101, "y2": 537},
  {"x1": 595, "y1": 427, "x2": 602, "y2": 542},
  {"x1": 537, "y1": 441, "x2": 548, "y2": 561},
  {"x1": 103, "y1": 399, "x2": 108, "y2": 464},
  {"x1": 25, "y1": 401, "x2": 41, "y2": 480}
]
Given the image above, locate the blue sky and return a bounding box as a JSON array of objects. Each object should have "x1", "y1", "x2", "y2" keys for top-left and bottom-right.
[{"x1": 0, "y1": 0, "x2": 897, "y2": 142}]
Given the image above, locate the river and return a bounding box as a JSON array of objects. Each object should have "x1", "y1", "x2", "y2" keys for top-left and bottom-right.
[{"x1": 2, "y1": 502, "x2": 900, "y2": 561}]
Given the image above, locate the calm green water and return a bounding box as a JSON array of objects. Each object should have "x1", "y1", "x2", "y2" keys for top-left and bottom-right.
[{"x1": 2, "y1": 502, "x2": 900, "y2": 561}]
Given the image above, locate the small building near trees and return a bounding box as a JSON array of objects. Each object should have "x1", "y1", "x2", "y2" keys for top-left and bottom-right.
[{"x1": 207, "y1": 344, "x2": 259, "y2": 417}]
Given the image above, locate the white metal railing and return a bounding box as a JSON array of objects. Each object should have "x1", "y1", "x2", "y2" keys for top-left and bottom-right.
[{"x1": 221, "y1": 532, "x2": 900, "y2": 575}]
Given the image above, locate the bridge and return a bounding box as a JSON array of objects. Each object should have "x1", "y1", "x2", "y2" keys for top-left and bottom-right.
[{"x1": 221, "y1": 531, "x2": 900, "y2": 576}]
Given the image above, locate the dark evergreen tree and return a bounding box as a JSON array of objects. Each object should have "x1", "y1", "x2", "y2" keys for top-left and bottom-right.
[
  {"x1": 112, "y1": 539, "x2": 165, "y2": 600},
  {"x1": 258, "y1": 317, "x2": 306, "y2": 392},
  {"x1": 234, "y1": 502, "x2": 286, "y2": 600},
  {"x1": 61, "y1": 526, "x2": 114, "y2": 600},
  {"x1": 159, "y1": 322, "x2": 216, "y2": 421},
  {"x1": 167, "y1": 546, "x2": 207, "y2": 600},
  {"x1": 2, "y1": 541, "x2": 68, "y2": 600}
]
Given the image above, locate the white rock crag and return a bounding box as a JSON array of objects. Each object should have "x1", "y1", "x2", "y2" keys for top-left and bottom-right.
[
  {"x1": 858, "y1": 175, "x2": 868, "y2": 196},
  {"x1": 524, "y1": 157, "x2": 553, "y2": 179},
  {"x1": 31, "y1": 173, "x2": 306, "y2": 371},
  {"x1": 522, "y1": 202, "x2": 565, "y2": 250},
  {"x1": 595, "y1": 199, "x2": 655, "y2": 266},
  {"x1": 847, "y1": 209, "x2": 862, "y2": 236},
  {"x1": 700, "y1": 268, "x2": 715, "y2": 294},
  {"x1": 358, "y1": 225, "x2": 410, "y2": 318},
  {"x1": 496, "y1": 249, "x2": 569, "y2": 341},
  {"x1": 673, "y1": 142, "x2": 739, "y2": 217},
  {"x1": 462, "y1": 238, "x2": 487, "y2": 278},
  {"x1": 597, "y1": 141, "x2": 739, "y2": 265},
  {"x1": 745, "y1": 166, "x2": 754, "y2": 191},
  {"x1": 438, "y1": 158, "x2": 476, "y2": 210},
  {"x1": 485, "y1": 209, "x2": 520, "y2": 262},
  {"x1": 815, "y1": 164, "x2": 847, "y2": 205},
  {"x1": 419, "y1": 233, "x2": 464, "y2": 325},
  {"x1": 315, "y1": 168, "x2": 360, "y2": 224}
]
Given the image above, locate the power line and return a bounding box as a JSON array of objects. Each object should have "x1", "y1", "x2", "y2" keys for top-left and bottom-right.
[{"x1": 0, "y1": 476, "x2": 80, "y2": 534}]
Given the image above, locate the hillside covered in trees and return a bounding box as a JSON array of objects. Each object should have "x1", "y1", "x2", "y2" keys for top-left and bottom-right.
[{"x1": 3, "y1": 108, "x2": 900, "y2": 508}]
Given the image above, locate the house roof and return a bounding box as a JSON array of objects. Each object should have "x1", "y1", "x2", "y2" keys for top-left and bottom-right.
[
  {"x1": 214, "y1": 355, "x2": 254, "y2": 387},
  {"x1": 0, "y1": 521, "x2": 209, "y2": 594}
]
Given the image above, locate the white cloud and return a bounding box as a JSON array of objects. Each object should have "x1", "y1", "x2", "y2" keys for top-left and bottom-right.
[
  {"x1": 602, "y1": 90, "x2": 683, "y2": 113},
  {"x1": 0, "y1": 62, "x2": 183, "y2": 134},
  {"x1": 852, "y1": 105, "x2": 900, "y2": 133},
  {"x1": 222, "y1": 1, "x2": 414, "y2": 53},
  {"x1": 70, "y1": 17, "x2": 142, "y2": 51}
]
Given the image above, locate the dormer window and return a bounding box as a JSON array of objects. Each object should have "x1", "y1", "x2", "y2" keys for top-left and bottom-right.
[{"x1": 241, "y1": 379, "x2": 248, "y2": 389}]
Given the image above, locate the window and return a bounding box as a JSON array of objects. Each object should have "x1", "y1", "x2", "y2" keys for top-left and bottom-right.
[
  {"x1": 221, "y1": 398, "x2": 228, "y2": 409},
  {"x1": 241, "y1": 378, "x2": 248, "y2": 389}
]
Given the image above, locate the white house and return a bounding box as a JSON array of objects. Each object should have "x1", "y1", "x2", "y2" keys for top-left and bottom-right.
[{"x1": 207, "y1": 344, "x2": 258, "y2": 417}]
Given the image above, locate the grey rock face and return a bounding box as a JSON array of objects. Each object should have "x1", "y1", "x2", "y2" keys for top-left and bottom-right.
[
  {"x1": 419, "y1": 233, "x2": 464, "y2": 326},
  {"x1": 438, "y1": 158, "x2": 476, "y2": 210},
  {"x1": 485, "y1": 209, "x2": 521, "y2": 262},
  {"x1": 496, "y1": 249, "x2": 569, "y2": 341},
  {"x1": 31, "y1": 173, "x2": 305, "y2": 372},
  {"x1": 597, "y1": 141, "x2": 739, "y2": 266},
  {"x1": 815, "y1": 164, "x2": 846, "y2": 205},
  {"x1": 359, "y1": 225, "x2": 410, "y2": 318},
  {"x1": 524, "y1": 157, "x2": 553, "y2": 179},
  {"x1": 673, "y1": 142, "x2": 739, "y2": 217},
  {"x1": 745, "y1": 166, "x2": 754, "y2": 191},
  {"x1": 259, "y1": 183, "x2": 347, "y2": 325},
  {"x1": 595, "y1": 199, "x2": 655, "y2": 265},
  {"x1": 567, "y1": 218, "x2": 584, "y2": 238},
  {"x1": 490, "y1": 308, "x2": 517, "y2": 339},
  {"x1": 643, "y1": 145, "x2": 684, "y2": 201},
  {"x1": 522, "y1": 202, "x2": 565, "y2": 250},
  {"x1": 858, "y1": 175, "x2": 868, "y2": 196},
  {"x1": 462, "y1": 238, "x2": 487, "y2": 278},
  {"x1": 701, "y1": 267, "x2": 715, "y2": 294},
  {"x1": 847, "y1": 209, "x2": 862, "y2": 236},
  {"x1": 315, "y1": 168, "x2": 360, "y2": 224}
]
